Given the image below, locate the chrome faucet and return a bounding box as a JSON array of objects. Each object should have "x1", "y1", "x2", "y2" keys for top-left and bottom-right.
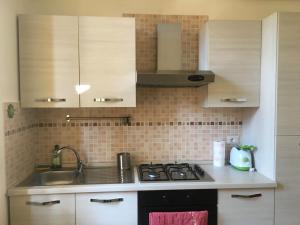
[{"x1": 53, "y1": 146, "x2": 84, "y2": 176}]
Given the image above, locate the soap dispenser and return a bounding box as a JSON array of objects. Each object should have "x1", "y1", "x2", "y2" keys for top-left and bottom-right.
[{"x1": 51, "y1": 144, "x2": 62, "y2": 169}]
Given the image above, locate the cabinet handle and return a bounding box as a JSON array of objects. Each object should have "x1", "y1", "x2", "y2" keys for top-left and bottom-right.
[
  {"x1": 90, "y1": 198, "x2": 124, "y2": 203},
  {"x1": 231, "y1": 193, "x2": 262, "y2": 199},
  {"x1": 94, "y1": 98, "x2": 123, "y2": 103},
  {"x1": 35, "y1": 98, "x2": 66, "y2": 103},
  {"x1": 26, "y1": 200, "x2": 60, "y2": 206},
  {"x1": 221, "y1": 98, "x2": 247, "y2": 103}
]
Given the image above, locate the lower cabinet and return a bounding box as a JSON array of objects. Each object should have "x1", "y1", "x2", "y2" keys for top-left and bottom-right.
[
  {"x1": 218, "y1": 189, "x2": 274, "y2": 225},
  {"x1": 76, "y1": 192, "x2": 137, "y2": 225},
  {"x1": 10, "y1": 192, "x2": 137, "y2": 225},
  {"x1": 10, "y1": 189, "x2": 276, "y2": 225},
  {"x1": 10, "y1": 194, "x2": 75, "y2": 225},
  {"x1": 275, "y1": 136, "x2": 300, "y2": 225}
]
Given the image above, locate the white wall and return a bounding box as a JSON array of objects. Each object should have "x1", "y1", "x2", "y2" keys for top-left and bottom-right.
[
  {"x1": 240, "y1": 13, "x2": 278, "y2": 180},
  {"x1": 16, "y1": 0, "x2": 300, "y2": 19},
  {"x1": 0, "y1": 0, "x2": 19, "y2": 224}
]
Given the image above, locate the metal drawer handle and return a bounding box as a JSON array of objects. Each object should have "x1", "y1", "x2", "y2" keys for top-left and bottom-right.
[
  {"x1": 26, "y1": 200, "x2": 60, "y2": 206},
  {"x1": 90, "y1": 198, "x2": 124, "y2": 203},
  {"x1": 35, "y1": 98, "x2": 66, "y2": 103},
  {"x1": 231, "y1": 193, "x2": 262, "y2": 199},
  {"x1": 221, "y1": 98, "x2": 247, "y2": 103},
  {"x1": 94, "y1": 98, "x2": 123, "y2": 103}
]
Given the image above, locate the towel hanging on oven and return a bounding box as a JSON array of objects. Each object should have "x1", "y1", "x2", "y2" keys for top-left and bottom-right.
[{"x1": 149, "y1": 211, "x2": 208, "y2": 225}]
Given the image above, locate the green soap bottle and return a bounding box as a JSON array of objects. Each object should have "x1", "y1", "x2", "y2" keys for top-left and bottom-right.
[{"x1": 51, "y1": 144, "x2": 62, "y2": 169}]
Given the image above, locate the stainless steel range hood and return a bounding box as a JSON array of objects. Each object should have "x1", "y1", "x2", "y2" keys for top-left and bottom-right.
[{"x1": 137, "y1": 24, "x2": 215, "y2": 87}]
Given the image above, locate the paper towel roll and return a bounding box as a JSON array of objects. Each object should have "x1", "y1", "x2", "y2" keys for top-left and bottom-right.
[{"x1": 213, "y1": 140, "x2": 225, "y2": 167}]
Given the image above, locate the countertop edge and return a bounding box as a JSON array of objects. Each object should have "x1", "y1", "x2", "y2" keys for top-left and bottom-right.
[{"x1": 7, "y1": 165, "x2": 277, "y2": 196}]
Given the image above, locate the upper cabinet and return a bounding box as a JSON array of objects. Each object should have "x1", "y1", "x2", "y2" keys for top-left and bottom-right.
[
  {"x1": 199, "y1": 21, "x2": 261, "y2": 107},
  {"x1": 18, "y1": 15, "x2": 136, "y2": 108},
  {"x1": 79, "y1": 17, "x2": 136, "y2": 107},
  {"x1": 19, "y1": 15, "x2": 79, "y2": 108},
  {"x1": 276, "y1": 13, "x2": 300, "y2": 135}
]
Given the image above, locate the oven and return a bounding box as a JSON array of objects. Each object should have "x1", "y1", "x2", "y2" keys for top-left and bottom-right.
[{"x1": 138, "y1": 189, "x2": 217, "y2": 225}]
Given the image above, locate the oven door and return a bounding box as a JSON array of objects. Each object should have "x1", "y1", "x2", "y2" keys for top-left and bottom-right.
[
  {"x1": 139, "y1": 205, "x2": 217, "y2": 225},
  {"x1": 138, "y1": 190, "x2": 217, "y2": 225}
]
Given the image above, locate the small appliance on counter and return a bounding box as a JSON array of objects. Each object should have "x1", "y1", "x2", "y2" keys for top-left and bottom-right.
[{"x1": 229, "y1": 145, "x2": 256, "y2": 171}]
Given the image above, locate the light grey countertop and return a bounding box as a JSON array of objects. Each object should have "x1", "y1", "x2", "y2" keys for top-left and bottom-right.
[{"x1": 7, "y1": 165, "x2": 277, "y2": 196}]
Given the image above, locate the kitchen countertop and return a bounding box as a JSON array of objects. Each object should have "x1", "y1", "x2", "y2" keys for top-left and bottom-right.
[{"x1": 7, "y1": 165, "x2": 277, "y2": 196}]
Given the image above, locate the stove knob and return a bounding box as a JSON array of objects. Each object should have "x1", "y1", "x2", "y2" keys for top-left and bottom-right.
[
  {"x1": 162, "y1": 195, "x2": 167, "y2": 199},
  {"x1": 186, "y1": 194, "x2": 190, "y2": 199}
]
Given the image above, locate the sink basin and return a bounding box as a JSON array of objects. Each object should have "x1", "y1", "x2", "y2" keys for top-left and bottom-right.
[
  {"x1": 38, "y1": 170, "x2": 77, "y2": 186},
  {"x1": 18, "y1": 167, "x2": 134, "y2": 187},
  {"x1": 19, "y1": 170, "x2": 79, "y2": 186}
]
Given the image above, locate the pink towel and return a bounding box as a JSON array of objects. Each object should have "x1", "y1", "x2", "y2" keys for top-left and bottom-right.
[{"x1": 149, "y1": 211, "x2": 208, "y2": 225}]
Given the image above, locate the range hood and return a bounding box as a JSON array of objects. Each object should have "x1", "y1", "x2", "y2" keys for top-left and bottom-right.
[{"x1": 137, "y1": 24, "x2": 215, "y2": 87}]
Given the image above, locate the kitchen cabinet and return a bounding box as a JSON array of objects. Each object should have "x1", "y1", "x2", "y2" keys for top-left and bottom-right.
[
  {"x1": 10, "y1": 192, "x2": 137, "y2": 225},
  {"x1": 18, "y1": 15, "x2": 79, "y2": 108},
  {"x1": 10, "y1": 194, "x2": 75, "y2": 225},
  {"x1": 18, "y1": 15, "x2": 136, "y2": 108},
  {"x1": 275, "y1": 136, "x2": 300, "y2": 225},
  {"x1": 243, "y1": 12, "x2": 300, "y2": 225},
  {"x1": 218, "y1": 189, "x2": 274, "y2": 225},
  {"x1": 199, "y1": 21, "x2": 261, "y2": 107},
  {"x1": 79, "y1": 17, "x2": 136, "y2": 107},
  {"x1": 276, "y1": 13, "x2": 300, "y2": 135},
  {"x1": 76, "y1": 192, "x2": 137, "y2": 225}
]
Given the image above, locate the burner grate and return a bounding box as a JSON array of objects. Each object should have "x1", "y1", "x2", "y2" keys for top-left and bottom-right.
[{"x1": 138, "y1": 163, "x2": 213, "y2": 182}]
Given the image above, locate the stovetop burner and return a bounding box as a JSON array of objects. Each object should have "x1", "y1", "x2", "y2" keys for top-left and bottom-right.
[{"x1": 138, "y1": 163, "x2": 214, "y2": 182}]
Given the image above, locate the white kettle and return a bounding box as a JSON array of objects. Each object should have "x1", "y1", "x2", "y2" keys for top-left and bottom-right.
[{"x1": 229, "y1": 147, "x2": 252, "y2": 171}]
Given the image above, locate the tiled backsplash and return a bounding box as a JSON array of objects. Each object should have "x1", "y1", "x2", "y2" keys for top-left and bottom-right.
[
  {"x1": 4, "y1": 103, "x2": 37, "y2": 188},
  {"x1": 124, "y1": 14, "x2": 208, "y2": 71},
  {"x1": 35, "y1": 88, "x2": 242, "y2": 165}
]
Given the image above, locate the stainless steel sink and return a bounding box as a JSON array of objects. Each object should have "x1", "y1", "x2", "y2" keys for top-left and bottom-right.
[
  {"x1": 38, "y1": 170, "x2": 77, "y2": 186},
  {"x1": 18, "y1": 167, "x2": 133, "y2": 187},
  {"x1": 19, "y1": 170, "x2": 79, "y2": 186}
]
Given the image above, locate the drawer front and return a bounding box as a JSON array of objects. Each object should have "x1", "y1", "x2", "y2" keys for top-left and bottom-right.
[
  {"x1": 218, "y1": 189, "x2": 274, "y2": 225},
  {"x1": 10, "y1": 194, "x2": 75, "y2": 225},
  {"x1": 76, "y1": 192, "x2": 137, "y2": 225}
]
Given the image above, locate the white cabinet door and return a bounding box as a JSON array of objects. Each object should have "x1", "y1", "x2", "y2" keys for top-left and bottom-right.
[
  {"x1": 10, "y1": 194, "x2": 75, "y2": 225},
  {"x1": 218, "y1": 189, "x2": 274, "y2": 225},
  {"x1": 275, "y1": 136, "x2": 300, "y2": 225},
  {"x1": 18, "y1": 15, "x2": 79, "y2": 108},
  {"x1": 199, "y1": 21, "x2": 261, "y2": 107},
  {"x1": 277, "y1": 13, "x2": 300, "y2": 135},
  {"x1": 79, "y1": 17, "x2": 136, "y2": 107},
  {"x1": 76, "y1": 192, "x2": 137, "y2": 225}
]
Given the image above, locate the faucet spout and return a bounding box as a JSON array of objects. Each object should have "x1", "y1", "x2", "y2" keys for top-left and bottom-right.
[{"x1": 53, "y1": 146, "x2": 84, "y2": 176}]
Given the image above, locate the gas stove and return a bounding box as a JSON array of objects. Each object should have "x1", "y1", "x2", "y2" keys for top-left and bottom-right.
[{"x1": 138, "y1": 163, "x2": 214, "y2": 182}]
